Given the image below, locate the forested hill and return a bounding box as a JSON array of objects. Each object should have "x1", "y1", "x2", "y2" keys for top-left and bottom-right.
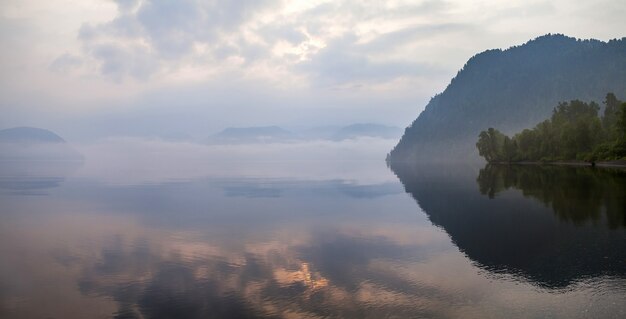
[{"x1": 388, "y1": 34, "x2": 626, "y2": 163}]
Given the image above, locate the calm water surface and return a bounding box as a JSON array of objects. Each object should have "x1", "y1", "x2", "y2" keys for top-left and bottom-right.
[{"x1": 1, "y1": 150, "x2": 625, "y2": 318}]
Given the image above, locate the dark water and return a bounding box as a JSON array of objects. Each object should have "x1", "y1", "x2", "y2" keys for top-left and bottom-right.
[{"x1": 1, "y1": 159, "x2": 625, "y2": 318}]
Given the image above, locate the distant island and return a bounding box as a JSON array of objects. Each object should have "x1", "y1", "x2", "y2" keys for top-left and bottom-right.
[
  {"x1": 207, "y1": 123, "x2": 402, "y2": 144},
  {"x1": 207, "y1": 126, "x2": 295, "y2": 144},
  {"x1": 0, "y1": 127, "x2": 82, "y2": 161},
  {"x1": 330, "y1": 124, "x2": 402, "y2": 141},
  {"x1": 0, "y1": 127, "x2": 67, "y2": 144},
  {"x1": 388, "y1": 34, "x2": 626, "y2": 163},
  {"x1": 476, "y1": 93, "x2": 626, "y2": 163}
]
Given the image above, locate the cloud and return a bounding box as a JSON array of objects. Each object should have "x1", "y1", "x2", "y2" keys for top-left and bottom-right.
[
  {"x1": 297, "y1": 33, "x2": 445, "y2": 87},
  {"x1": 49, "y1": 53, "x2": 83, "y2": 73},
  {"x1": 63, "y1": 0, "x2": 459, "y2": 85},
  {"x1": 113, "y1": 0, "x2": 139, "y2": 12},
  {"x1": 359, "y1": 23, "x2": 473, "y2": 53},
  {"x1": 73, "y1": 0, "x2": 281, "y2": 79},
  {"x1": 135, "y1": 0, "x2": 207, "y2": 58},
  {"x1": 258, "y1": 23, "x2": 307, "y2": 45},
  {"x1": 91, "y1": 43, "x2": 158, "y2": 81}
]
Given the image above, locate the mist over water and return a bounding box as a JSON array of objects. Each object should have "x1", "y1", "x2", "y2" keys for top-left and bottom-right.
[
  {"x1": 2, "y1": 0, "x2": 626, "y2": 317},
  {"x1": 1, "y1": 140, "x2": 625, "y2": 318},
  {"x1": 73, "y1": 137, "x2": 397, "y2": 184}
]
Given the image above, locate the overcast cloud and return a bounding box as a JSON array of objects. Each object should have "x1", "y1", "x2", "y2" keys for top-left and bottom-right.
[{"x1": 0, "y1": 0, "x2": 625, "y2": 141}]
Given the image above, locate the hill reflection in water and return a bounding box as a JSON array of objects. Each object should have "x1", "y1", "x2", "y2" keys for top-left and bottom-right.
[
  {"x1": 1, "y1": 155, "x2": 626, "y2": 318},
  {"x1": 391, "y1": 162, "x2": 626, "y2": 288}
]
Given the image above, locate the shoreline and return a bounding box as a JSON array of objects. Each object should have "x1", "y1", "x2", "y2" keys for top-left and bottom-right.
[{"x1": 489, "y1": 160, "x2": 626, "y2": 169}]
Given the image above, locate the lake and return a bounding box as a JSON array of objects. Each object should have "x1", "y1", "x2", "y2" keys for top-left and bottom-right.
[{"x1": 1, "y1": 140, "x2": 625, "y2": 318}]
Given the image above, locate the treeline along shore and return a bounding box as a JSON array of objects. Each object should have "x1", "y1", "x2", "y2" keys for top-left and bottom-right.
[{"x1": 476, "y1": 93, "x2": 626, "y2": 166}]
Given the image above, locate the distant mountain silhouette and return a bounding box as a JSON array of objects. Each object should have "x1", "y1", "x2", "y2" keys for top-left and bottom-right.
[
  {"x1": 207, "y1": 126, "x2": 296, "y2": 144},
  {"x1": 0, "y1": 127, "x2": 66, "y2": 144},
  {"x1": 331, "y1": 123, "x2": 402, "y2": 141},
  {"x1": 206, "y1": 124, "x2": 402, "y2": 144},
  {"x1": 297, "y1": 125, "x2": 343, "y2": 140},
  {"x1": 0, "y1": 127, "x2": 82, "y2": 161},
  {"x1": 389, "y1": 34, "x2": 626, "y2": 162}
]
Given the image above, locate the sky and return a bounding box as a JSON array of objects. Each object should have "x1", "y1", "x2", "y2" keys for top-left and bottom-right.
[{"x1": 1, "y1": 0, "x2": 625, "y2": 141}]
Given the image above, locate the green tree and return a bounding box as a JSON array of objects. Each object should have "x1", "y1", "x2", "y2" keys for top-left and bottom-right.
[
  {"x1": 618, "y1": 102, "x2": 626, "y2": 138},
  {"x1": 476, "y1": 94, "x2": 624, "y2": 162},
  {"x1": 477, "y1": 131, "x2": 494, "y2": 162},
  {"x1": 477, "y1": 128, "x2": 508, "y2": 162},
  {"x1": 611, "y1": 102, "x2": 626, "y2": 159},
  {"x1": 603, "y1": 93, "x2": 621, "y2": 139},
  {"x1": 502, "y1": 136, "x2": 517, "y2": 161}
]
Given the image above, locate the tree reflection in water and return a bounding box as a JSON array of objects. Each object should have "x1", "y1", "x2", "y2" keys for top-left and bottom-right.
[
  {"x1": 390, "y1": 162, "x2": 626, "y2": 288},
  {"x1": 477, "y1": 164, "x2": 626, "y2": 229}
]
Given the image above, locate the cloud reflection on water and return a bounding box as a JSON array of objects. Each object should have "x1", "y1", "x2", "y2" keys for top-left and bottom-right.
[{"x1": 1, "y1": 141, "x2": 626, "y2": 318}]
